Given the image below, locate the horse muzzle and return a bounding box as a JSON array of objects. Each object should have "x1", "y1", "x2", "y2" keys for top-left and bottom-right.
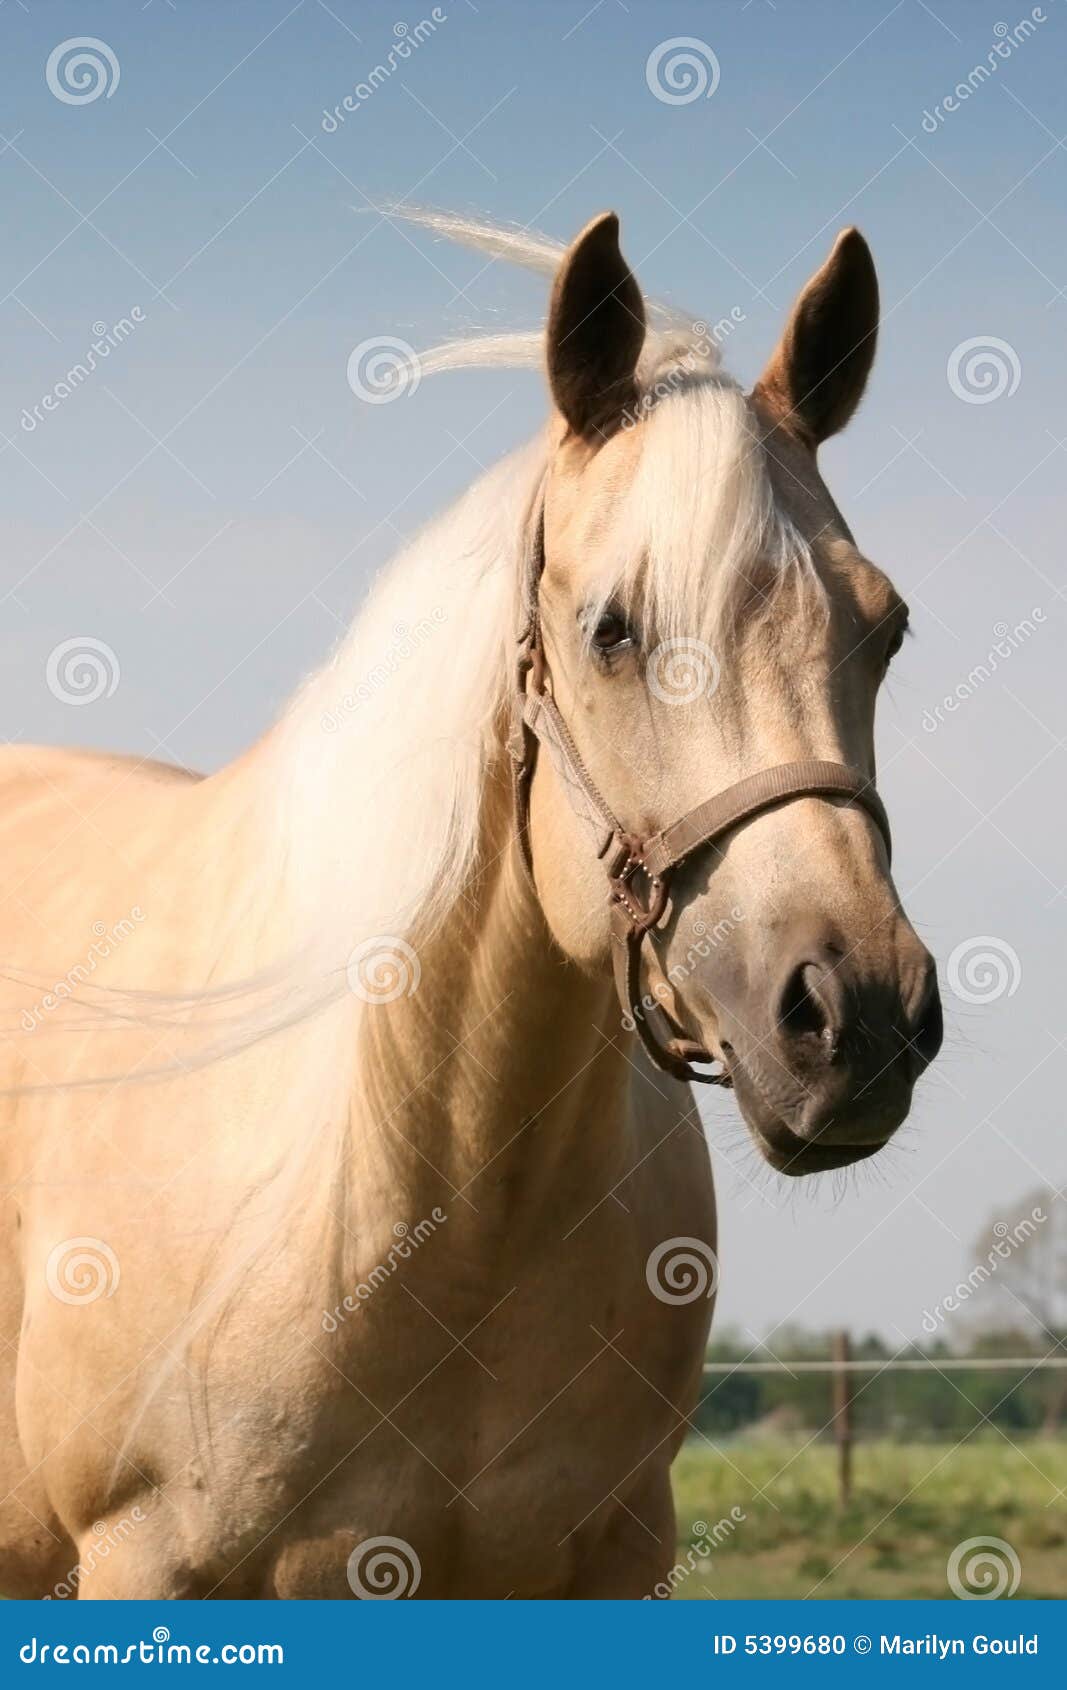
[{"x1": 712, "y1": 922, "x2": 943, "y2": 1176}]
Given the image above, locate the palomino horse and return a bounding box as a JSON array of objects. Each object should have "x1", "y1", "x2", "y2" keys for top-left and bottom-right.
[{"x1": 0, "y1": 211, "x2": 942, "y2": 1599}]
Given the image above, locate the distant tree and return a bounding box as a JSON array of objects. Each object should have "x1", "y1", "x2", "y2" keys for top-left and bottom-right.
[
  {"x1": 966, "y1": 1187, "x2": 1066, "y2": 1337},
  {"x1": 965, "y1": 1186, "x2": 1067, "y2": 1430}
]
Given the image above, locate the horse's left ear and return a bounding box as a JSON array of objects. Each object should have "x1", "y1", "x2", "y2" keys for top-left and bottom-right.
[
  {"x1": 546, "y1": 211, "x2": 646, "y2": 441},
  {"x1": 752, "y1": 228, "x2": 878, "y2": 446}
]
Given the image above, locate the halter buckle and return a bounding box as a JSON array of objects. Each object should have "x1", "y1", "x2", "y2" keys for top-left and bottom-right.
[{"x1": 607, "y1": 834, "x2": 670, "y2": 935}]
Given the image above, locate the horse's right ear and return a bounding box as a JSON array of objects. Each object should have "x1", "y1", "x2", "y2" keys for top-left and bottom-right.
[{"x1": 546, "y1": 212, "x2": 646, "y2": 441}]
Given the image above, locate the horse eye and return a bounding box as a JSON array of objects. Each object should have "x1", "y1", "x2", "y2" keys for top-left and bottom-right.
[{"x1": 591, "y1": 608, "x2": 632, "y2": 653}]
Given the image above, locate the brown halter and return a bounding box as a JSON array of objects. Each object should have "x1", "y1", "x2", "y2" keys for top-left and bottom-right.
[{"x1": 508, "y1": 489, "x2": 892, "y2": 1086}]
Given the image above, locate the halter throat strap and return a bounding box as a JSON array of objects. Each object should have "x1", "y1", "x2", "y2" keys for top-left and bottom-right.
[{"x1": 508, "y1": 488, "x2": 892, "y2": 1086}]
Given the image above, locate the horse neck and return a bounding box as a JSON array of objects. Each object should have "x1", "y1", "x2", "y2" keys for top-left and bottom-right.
[{"x1": 353, "y1": 758, "x2": 627, "y2": 1205}]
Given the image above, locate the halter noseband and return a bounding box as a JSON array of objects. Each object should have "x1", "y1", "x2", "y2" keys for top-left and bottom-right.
[{"x1": 508, "y1": 489, "x2": 892, "y2": 1086}]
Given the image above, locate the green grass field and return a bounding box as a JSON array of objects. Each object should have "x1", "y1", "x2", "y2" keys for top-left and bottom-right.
[{"x1": 670, "y1": 1439, "x2": 1067, "y2": 1599}]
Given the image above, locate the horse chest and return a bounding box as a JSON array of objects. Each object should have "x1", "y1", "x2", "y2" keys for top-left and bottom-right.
[
  {"x1": 241, "y1": 1218, "x2": 711, "y2": 1597},
  {"x1": 255, "y1": 1332, "x2": 696, "y2": 1597}
]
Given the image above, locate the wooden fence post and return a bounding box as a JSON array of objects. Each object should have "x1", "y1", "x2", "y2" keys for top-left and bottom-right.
[{"x1": 832, "y1": 1328, "x2": 853, "y2": 1508}]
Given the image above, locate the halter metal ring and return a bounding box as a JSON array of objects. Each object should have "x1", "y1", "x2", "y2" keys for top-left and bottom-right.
[{"x1": 607, "y1": 835, "x2": 670, "y2": 935}]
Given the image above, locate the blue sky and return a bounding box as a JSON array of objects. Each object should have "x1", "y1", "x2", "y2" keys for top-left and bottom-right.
[{"x1": 1, "y1": 0, "x2": 1064, "y2": 1340}]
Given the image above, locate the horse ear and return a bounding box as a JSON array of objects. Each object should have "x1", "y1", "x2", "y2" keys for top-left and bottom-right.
[
  {"x1": 546, "y1": 211, "x2": 646, "y2": 441},
  {"x1": 752, "y1": 228, "x2": 878, "y2": 446}
]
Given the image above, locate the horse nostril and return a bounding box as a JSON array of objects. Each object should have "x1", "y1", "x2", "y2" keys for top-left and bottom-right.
[{"x1": 778, "y1": 961, "x2": 832, "y2": 1044}]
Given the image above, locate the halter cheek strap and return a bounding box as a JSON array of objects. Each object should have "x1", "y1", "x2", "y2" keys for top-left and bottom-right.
[{"x1": 508, "y1": 491, "x2": 892, "y2": 1086}]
